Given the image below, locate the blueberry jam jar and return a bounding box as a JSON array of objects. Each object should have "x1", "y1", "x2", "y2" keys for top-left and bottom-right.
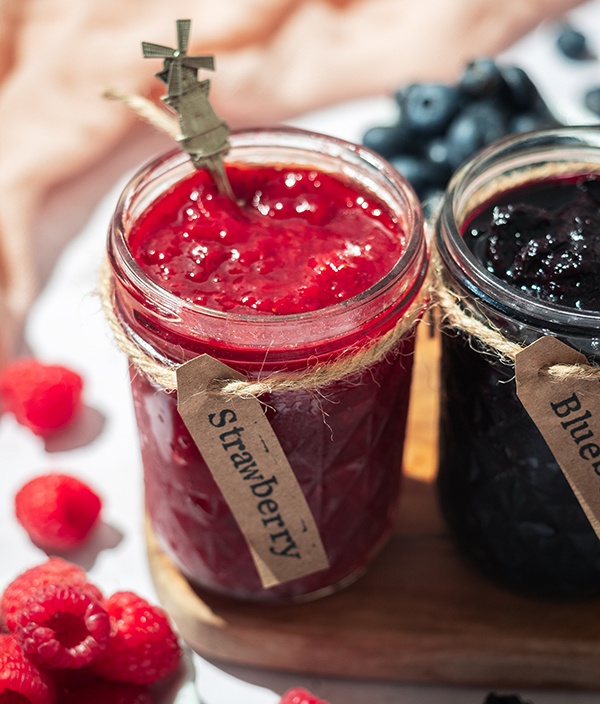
[
  {"x1": 435, "y1": 126, "x2": 600, "y2": 599},
  {"x1": 107, "y1": 128, "x2": 428, "y2": 601}
]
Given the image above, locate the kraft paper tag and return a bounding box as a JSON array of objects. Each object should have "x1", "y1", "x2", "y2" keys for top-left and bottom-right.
[
  {"x1": 515, "y1": 336, "x2": 600, "y2": 540},
  {"x1": 176, "y1": 354, "x2": 329, "y2": 588}
]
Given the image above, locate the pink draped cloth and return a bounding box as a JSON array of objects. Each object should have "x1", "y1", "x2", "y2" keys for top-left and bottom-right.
[{"x1": 0, "y1": 0, "x2": 584, "y2": 362}]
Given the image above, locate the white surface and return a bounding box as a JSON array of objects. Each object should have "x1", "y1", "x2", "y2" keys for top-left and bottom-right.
[{"x1": 3, "y1": 3, "x2": 600, "y2": 703}]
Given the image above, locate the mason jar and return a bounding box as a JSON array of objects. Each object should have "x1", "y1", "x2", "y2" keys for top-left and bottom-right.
[
  {"x1": 106, "y1": 127, "x2": 428, "y2": 601},
  {"x1": 435, "y1": 126, "x2": 600, "y2": 598}
]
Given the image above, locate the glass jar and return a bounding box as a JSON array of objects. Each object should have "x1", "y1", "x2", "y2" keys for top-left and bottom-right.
[
  {"x1": 107, "y1": 127, "x2": 428, "y2": 601},
  {"x1": 435, "y1": 126, "x2": 600, "y2": 599}
]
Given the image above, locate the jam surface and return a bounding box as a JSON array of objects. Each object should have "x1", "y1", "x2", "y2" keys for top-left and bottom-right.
[
  {"x1": 128, "y1": 164, "x2": 404, "y2": 315},
  {"x1": 464, "y1": 175, "x2": 600, "y2": 311},
  {"x1": 439, "y1": 173, "x2": 600, "y2": 598}
]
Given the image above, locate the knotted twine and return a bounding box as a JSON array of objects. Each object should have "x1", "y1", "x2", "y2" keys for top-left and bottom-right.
[
  {"x1": 99, "y1": 258, "x2": 429, "y2": 397},
  {"x1": 101, "y1": 89, "x2": 600, "y2": 392}
]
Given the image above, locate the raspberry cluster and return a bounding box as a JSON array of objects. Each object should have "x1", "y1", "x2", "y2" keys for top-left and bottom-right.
[{"x1": 0, "y1": 558, "x2": 181, "y2": 704}]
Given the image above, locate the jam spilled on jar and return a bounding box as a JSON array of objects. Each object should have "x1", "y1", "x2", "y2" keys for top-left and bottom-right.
[
  {"x1": 463, "y1": 175, "x2": 600, "y2": 311},
  {"x1": 438, "y1": 173, "x2": 600, "y2": 599},
  {"x1": 128, "y1": 164, "x2": 404, "y2": 315}
]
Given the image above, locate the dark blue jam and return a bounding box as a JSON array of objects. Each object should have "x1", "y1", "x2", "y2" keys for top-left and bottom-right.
[
  {"x1": 464, "y1": 175, "x2": 600, "y2": 311},
  {"x1": 438, "y1": 175, "x2": 600, "y2": 599}
]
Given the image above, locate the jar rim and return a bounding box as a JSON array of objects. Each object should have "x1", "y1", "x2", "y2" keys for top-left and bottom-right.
[
  {"x1": 109, "y1": 126, "x2": 427, "y2": 332},
  {"x1": 436, "y1": 125, "x2": 600, "y2": 334}
]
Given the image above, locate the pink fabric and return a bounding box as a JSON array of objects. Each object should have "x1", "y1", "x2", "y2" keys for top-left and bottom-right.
[{"x1": 0, "y1": 0, "x2": 584, "y2": 361}]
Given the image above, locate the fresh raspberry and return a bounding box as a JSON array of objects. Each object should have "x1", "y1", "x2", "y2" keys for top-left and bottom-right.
[
  {"x1": 14, "y1": 583, "x2": 110, "y2": 669},
  {"x1": 1, "y1": 557, "x2": 102, "y2": 632},
  {"x1": 0, "y1": 633, "x2": 56, "y2": 704},
  {"x1": 52, "y1": 670, "x2": 153, "y2": 704},
  {"x1": 92, "y1": 591, "x2": 181, "y2": 684},
  {"x1": 15, "y1": 473, "x2": 102, "y2": 550},
  {"x1": 279, "y1": 688, "x2": 330, "y2": 704},
  {"x1": 0, "y1": 358, "x2": 83, "y2": 436}
]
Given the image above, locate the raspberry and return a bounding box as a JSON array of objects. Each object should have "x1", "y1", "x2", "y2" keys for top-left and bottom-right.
[
  {"x1": 0, "y1": 358, "x2": 83, "y2": 436},
  {"x1": 15, "y1": 473, "x2": 102, "y2": 550},
  {"x1": 0, "y1": 634, "x2": 56, "y2": 704},
  {"x1": 279, "y1": 688, "x2": 330, "y2": 704},
  {"x1": 1, "y1": 557, "x2": 102, "y2": 632},
  {"x1": 14, "y1": 583, "x2": 110, "y2": 669},
  {"x1": 92, "y1": 591, "x2": 181, "y2": 685},
  {"x1": 52, "y1": 671, "x2": 153, "y2": 704}
]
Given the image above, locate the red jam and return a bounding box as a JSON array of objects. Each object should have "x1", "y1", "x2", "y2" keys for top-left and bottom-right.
[
  {"x1": 128, "y1": 164, "x2": 404, "y2": 315},
  {"x1": 111, "y1": 135, "x2": 426, "y2": 601}
]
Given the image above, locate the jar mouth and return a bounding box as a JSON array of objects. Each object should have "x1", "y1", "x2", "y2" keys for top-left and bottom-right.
[
  {"x1": 437, "y1": 125, "x2": 600, "y2": 334},
  {"x1": 109, "y1": 127, "x2": 427, "y2": 351}
]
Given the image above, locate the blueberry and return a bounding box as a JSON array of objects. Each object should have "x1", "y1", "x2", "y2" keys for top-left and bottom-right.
[
  {"x1": 584, "y1": 87, "x2": 600, "y2": 117},
  {"x1": 509, "y1": 111, "x2": 557, "y2": 133},
  {"x1": 498, "y1": 65, "x2": 541, "y2": 111},
  {"x1": 393, "y1": 84, "x2": 410, "y2": 106},
  {"x1": 556, "y1": 22, "x2": 594, "y2": 60},
  {"x1": 399, "y1": 83, "x2": 462, "y2": 135},
  {"x1": 423, "y1": 136, "x2": 453, "y2": 174},
  {"x1": 389, "y1": 154, "x2": 446, "y2": 197},
  {"x1": 362, "y1": 124, "x2": 411, "y2": 158},
  {"x1": 446, "y1": 101, "x2": 508, "y2": 169},
  {"x1": 459, "y1": 58, "x2": 503, "y2": 98},
  {"x1": 446, "y1": 119, "x2": 482, "y2": 169}
]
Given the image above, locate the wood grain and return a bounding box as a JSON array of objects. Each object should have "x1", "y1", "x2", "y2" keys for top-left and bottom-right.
[{"x1": 146, "y1": 326, "x2": 600, "y2": 689}]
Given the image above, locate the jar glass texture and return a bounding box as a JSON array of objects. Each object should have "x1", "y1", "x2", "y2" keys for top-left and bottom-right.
[
  {"x1": 107, "y1": 128, "x2": 428, "y2": 601},
  {"x1": 435, "y1": 126, "x2": 600, "y2": 598}
]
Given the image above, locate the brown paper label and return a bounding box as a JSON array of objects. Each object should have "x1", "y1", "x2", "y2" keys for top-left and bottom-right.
[
  {"x1": 515, "y1": 336, "x2": 600, "y2": 539},
  {"x1": 176, "y1": 354, "x2": 329, "y2": 588}
]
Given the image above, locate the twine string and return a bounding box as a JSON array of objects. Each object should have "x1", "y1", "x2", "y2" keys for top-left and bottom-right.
[
  {"x1": 103, "y1": 87, "x2": 180, "y2": 139},
  {"x1": 101, "y1": 243, "x2": 600, "y2": 394},
  {"x1": 99, "y1": 258, "x2": 429, "y2": 395}
]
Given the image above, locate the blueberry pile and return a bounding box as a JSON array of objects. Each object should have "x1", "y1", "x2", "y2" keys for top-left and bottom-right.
[{"x1": 362, "y1": 58, "x2": 559, "y2": 206}]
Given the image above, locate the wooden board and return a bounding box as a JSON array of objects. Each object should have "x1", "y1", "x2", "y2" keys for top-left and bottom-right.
[{"x1": 146, "y1": 327, "x2": 600, "y2": 689}]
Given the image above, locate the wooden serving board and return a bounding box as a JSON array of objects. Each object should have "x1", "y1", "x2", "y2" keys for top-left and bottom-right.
[{"x1": 146, "y1": 327, "x2": 600, "y2": 689}]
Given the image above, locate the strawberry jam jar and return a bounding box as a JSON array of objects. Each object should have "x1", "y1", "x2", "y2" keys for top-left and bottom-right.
[
  {"x1": 435, "y1": 127, "x2": 600, "y2": 598},
  {"x1": 107, "y1": 128, "x2": 428, "y2": 601}
]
